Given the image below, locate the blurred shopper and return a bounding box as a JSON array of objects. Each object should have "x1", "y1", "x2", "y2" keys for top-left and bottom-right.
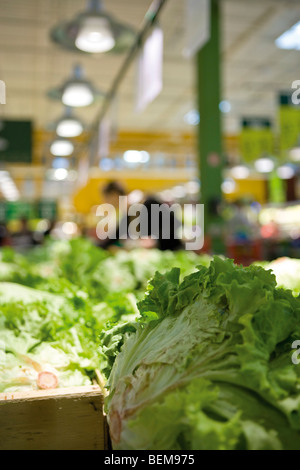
[
  {"x1": 98, "y1": 181, "x2": 129, "y2": 250},
  {"x1": 102, "y1": 181, "x2": 126, "y2": 208},
  {"x1": 141, "y1": 196, "x2": 183, "y2": 251}
]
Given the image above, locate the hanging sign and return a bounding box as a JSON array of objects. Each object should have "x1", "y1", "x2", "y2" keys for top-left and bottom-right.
[
  {"x1": 184, "y1": 0, "x2": 211, "y2": 57},
  {"x1": 5, "y1": 201, "x2": 34, "y2": 221},
  {"x1": 136, "y1": 26, "x2": 164, "y2": 112},
  {"x1": 0, "y1": 120, "x2": 32, "y2": 163},
  {"x1": 98, "y1": 118, "x2": 111, "y2": 160},
  {"x1": 239, "y1": 118, "x2": 274, "y2": 162},
  {"x1": 37, "y1": 200, "x2": 57, "y2": 220},
  {"x1": 278, "y1": 91, "x2": 300, "y2": 156}
]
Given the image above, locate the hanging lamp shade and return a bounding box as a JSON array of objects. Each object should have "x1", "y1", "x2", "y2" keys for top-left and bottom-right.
[
  {"x1": 56, "y1": 107, "x2": 84, "y2": 138},
  {"x1": 50, "y1": 139, "x2": 74, "y2": 157},
  {"x1": 56, "y1": 116, "x2": 84, "y2": 138},
  {"x1": 50, "y1": 0, "x2": 136, "y2": 55},
  {"x1": 47, "y1": 107, "x2": 84, "y2": 138},
  {"x1": 47, "y1": 65, "x2": 104, "y2": 107}
]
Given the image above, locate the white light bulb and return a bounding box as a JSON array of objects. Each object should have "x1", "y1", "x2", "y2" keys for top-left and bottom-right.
[
  {"x1": 75, "y1": 17, "x2": 115, "y2": 53},
  {"x1": 62, "y1": 84, "x2": 94, "y2": 107},
  {"x1": 56, "y1": 119, "x2": 83, "y2": 138},
  {"x1": 54, "y1": 168, "x2": 69, "y2": 181},
  {"x1": 50, "y1": 140, "x2": 74, "y2": 157},
  {"x1": 124, "y1": 150, "x2": 143, "y2": 164}
]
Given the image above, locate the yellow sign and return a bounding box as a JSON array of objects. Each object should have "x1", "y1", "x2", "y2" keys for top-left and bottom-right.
[
  {"x1": 279, "y1": 105, "x2": 300, "y2": 154},
  {"x1": 239, "y1": 120, "x2": 274, "y2": 162}
]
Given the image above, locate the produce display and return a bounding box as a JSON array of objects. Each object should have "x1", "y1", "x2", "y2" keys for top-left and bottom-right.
[
  {"x1": 0, "y1": 238, "x2": 205, "y2": 393},
  {"x1": 0, "y1": 283, "x2": 107, "y2": 392},
  {"x1": 1, "y1": 237, "x2": 300, "y2": 450},
  {"x1": 0, "y1": 238, "x2": 206, "y2": 301}
]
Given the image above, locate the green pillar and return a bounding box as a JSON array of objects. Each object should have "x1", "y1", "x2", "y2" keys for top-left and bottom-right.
[{"x1": 196, "y1": 0, "x2": 224, "y2": 254}]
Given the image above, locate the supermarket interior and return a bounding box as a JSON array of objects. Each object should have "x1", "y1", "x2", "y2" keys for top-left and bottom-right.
[{"x1": 1, "y1": 0, "x2": 300, "y2": 452}]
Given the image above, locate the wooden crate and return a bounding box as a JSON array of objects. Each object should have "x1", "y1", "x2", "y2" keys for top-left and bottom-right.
[{"x1": 0, "y1": 379, "x2": 110, "y2": 450}]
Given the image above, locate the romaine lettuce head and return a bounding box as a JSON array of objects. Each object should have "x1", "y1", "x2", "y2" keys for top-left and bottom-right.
[{"x1": 101, "y1": 257, "x2": 300, "y2": 450}]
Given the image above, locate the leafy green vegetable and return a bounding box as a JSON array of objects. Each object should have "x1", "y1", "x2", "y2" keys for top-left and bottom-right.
[
  {"x1": 0, "y1": 238, "x2": 209, "y2": 396},
  {"x1": 101, "y1": 256, "x2": 300, "y2": 450},
  {"x1": 0, "y1": 270, "x2": 142, "y2": 392},
  {"x1": 0, "y1": 331, "x2": 91, "y2": 393},
  {"x1": 0, "y1": 238, "x2": 209, "y2": 303}
]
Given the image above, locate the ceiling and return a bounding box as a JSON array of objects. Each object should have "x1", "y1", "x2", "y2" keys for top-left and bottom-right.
[{"x1": 0, "y1": 0, "x2": 300, "y2": 141}]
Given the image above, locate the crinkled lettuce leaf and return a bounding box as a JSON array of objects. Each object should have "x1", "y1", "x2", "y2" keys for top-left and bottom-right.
[{"x1": 101, "y1": 256, "x2": 300, "y2": 450}]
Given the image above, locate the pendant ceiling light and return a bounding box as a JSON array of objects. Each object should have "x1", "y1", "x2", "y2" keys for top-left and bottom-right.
[
  {"x1": 50, "y1": 0, "x2": 136, "y2": 55},
  {"x1": 76, "y1": 16, "x2": 116, "y2": 53},
  {"x1": 54, "y1": 108, "x2": 84, "y2": 138},
  {"x1": 57, "y1": 117, "x2": 84, "y2": 138},
  {"x1": 50, "y1": 139, "x2": 74, "y2": 157},
  {"x1": 47, "y1": 65, "x2": 104, "y2": 108}
]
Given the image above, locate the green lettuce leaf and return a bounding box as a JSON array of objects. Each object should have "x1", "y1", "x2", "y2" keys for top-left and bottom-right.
[{"x1": 101, "y1": 256, "x2": 300, "y2": 450}]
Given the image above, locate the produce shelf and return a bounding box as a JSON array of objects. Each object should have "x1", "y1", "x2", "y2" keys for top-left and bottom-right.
[{"x1": 0, "y1": 380, "x2": 109, "y2": 450}]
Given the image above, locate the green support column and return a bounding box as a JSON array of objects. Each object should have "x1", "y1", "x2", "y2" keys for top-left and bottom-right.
[{"x1": 196, "y1": 0, "x2": 225, "y2": 254}]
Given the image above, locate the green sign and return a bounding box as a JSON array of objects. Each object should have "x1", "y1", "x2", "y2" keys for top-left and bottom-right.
[
  {"x1": 239, "y1": 118, "x2": 274, "y2": 162},
  {"x1": 37, "y1": 200, "x2": 57, "y2": 220},
  {"x1": 0, "y1": 120, "x2": 33, "y2": 163},
  {"x1": 5, "y1": 201, "x2": 35, "y2": 221},
  {"x1": 0, "y1": 200, "x2": 58, "y2": 222}
]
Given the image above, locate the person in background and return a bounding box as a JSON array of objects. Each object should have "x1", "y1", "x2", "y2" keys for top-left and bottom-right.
[
  {"x1": 98, "y1": 181, "x2": 129, "y2": 250},
  {"x1": 141, "y1": 196, "x2": 183, "y2": 251}
]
